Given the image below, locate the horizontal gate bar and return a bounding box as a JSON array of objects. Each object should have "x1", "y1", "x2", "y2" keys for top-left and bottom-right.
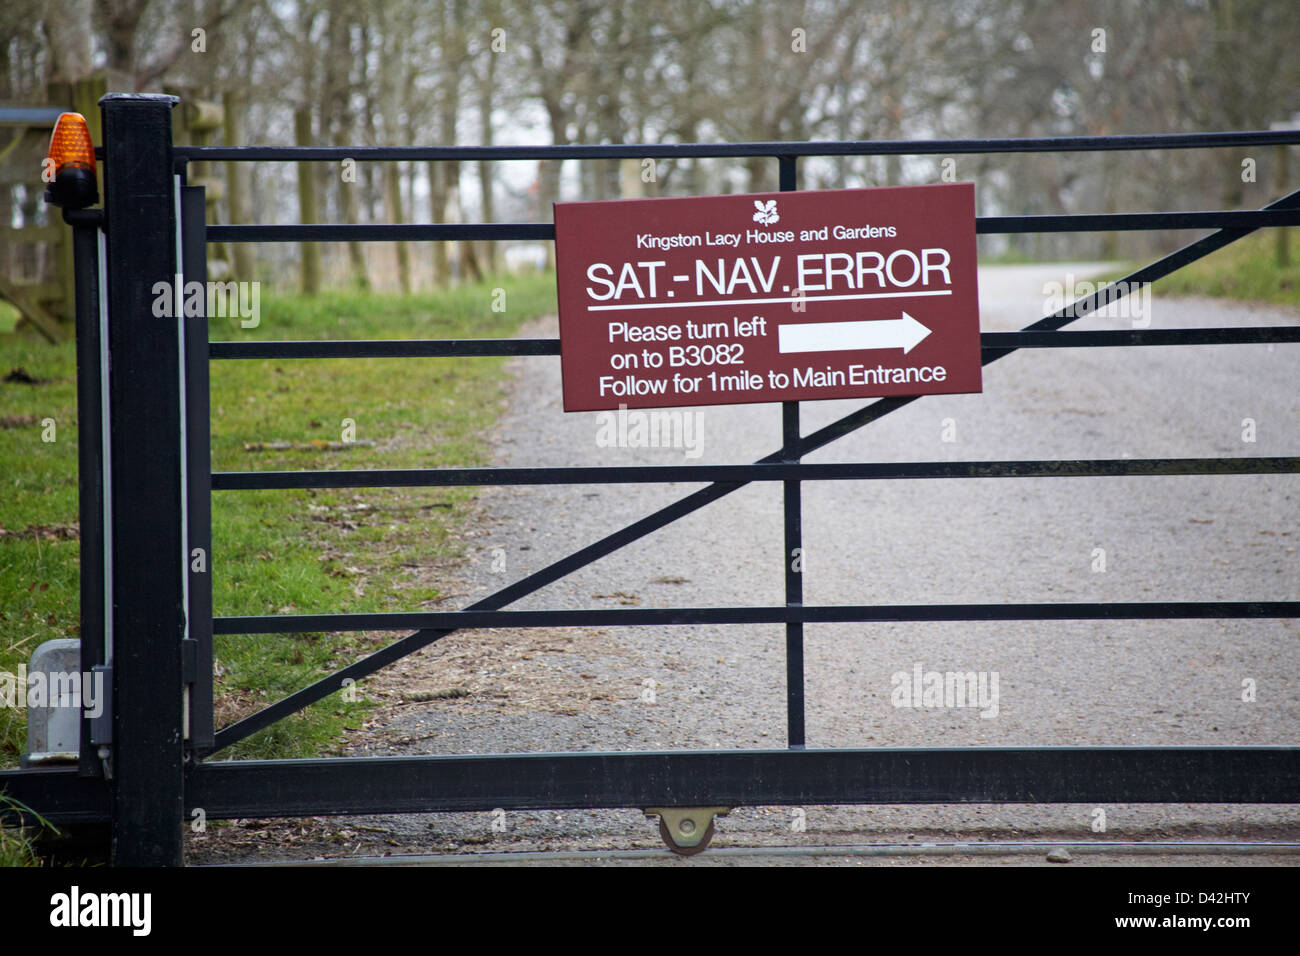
[
  {"x1": 0, "y1": 767, "x2": 109, "y2": 825},
  {"x1": 185, "y1": 748, "x2": 1300, "y2": 818},
  {"x1": 12, "y1": 743, "x2": 1300, "y2": 827},
  {"x1": 979, "y1": 209, "x2": 1300, "y2": 233},
  {"x1": 213, "y1": 601, "x2": 1300, "y2": 635},
  {"x1": 988, "y1": 327, "x2": 1300, "y2": 348},
  {"x1": 174, "y1": 129, "x2": 1300, "y2": 162},
  {"x1": 205, "y1": 208, "x2": 1300, "y2": 243},
  {"x1": 9, "y1": 746, "x2": 1299, "y2": 826},
  {"x1": 211, "y1": 456, "x2": 1300, "y2": 491},
  {"x1": 207, "y1": 326, "x2": 1300, "y2": 360},
  {"x1": 0, "y1": 105, "x2": 66, "y2": 125},
  {"x1": 209, "y1": 223, "x2": 552, "y2": 242},
  {"x1": 212, "y1": 338, "x2": 561, "y2": 359}
]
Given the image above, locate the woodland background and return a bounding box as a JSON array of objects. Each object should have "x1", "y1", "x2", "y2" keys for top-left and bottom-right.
[{"x1": 3, "y1": 0, "x2": 1299, "y2": 290}]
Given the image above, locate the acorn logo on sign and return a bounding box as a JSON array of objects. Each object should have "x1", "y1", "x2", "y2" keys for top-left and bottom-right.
[{"x1": 753, "y1": 199, "x2": 780, "y2": 226}]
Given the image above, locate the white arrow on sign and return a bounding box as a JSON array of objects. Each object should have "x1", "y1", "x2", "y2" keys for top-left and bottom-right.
[{"x1": 777, "y1": 312, "x2": 932, "y2": 355}]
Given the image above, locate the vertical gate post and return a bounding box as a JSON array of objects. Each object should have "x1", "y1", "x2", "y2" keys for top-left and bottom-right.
[
  {"x1": 778, "y1": 155, "x2": 805, "y2": 749},
  {"x1": 181, "y1": 184, "x2": 215, "y2": 754},
  {"x1": 66, "y1": 209, "x2": 106, "y2": 780},
  {"x1": 99, "y1": 93, "x2": 186, "y2": 866}
]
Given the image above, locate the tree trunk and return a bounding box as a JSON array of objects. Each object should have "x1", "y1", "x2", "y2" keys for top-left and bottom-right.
[
  {"x1": 477, "y1": 44, "x2": 497, "y2": 274},
  {"x1": 96, "y1": 0, "x2": 147, "y2": 87},
  {"x1": 44, "y1": 0, "x2": 95, "y2": 82},
  {"x1": 322, "y1": 0, "x2": 368, "y2": 289},
  {"x1": 428, "y1": 162, "x2": 451, "y2": 286},
  {"x1": 385, "y1": 162, "x2": 410, "y2": 294},
  {"x1": 340, "y1": 172, "x2": 369, "y2": 290}
]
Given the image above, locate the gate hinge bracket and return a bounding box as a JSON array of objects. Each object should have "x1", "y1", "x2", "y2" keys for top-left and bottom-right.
[
  {"x1": 88, "y1": 664, "x2": 113, "y2": 746},
  {"x1": 182, "y1": 637, "x2": 198, "y2": 685},
  {"x1": 90, "y1": 664, "x2": 113, "y2": 777}
]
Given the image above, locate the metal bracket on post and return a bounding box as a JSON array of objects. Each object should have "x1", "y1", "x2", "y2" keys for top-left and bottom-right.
[{"x1": 90, "y1": 664, "x2": 113, "y2": 779}]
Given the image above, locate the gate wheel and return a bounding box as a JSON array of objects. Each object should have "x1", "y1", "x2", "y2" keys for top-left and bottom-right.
[{"x1": 645, "y1": 807, "x2": 731, "y2": 856}]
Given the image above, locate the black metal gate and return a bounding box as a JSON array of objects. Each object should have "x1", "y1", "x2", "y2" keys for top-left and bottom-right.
[{"x1": 3, "y1": 92, "x2": 1299, "y2": 865}]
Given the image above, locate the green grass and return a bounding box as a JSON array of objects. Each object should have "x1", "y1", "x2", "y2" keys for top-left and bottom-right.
[
  {"x1": 0, "y1": 301, "x2": 19, "y2": 335},
  {"x1": 976, "y1": 248, "x2": 1057, "y2": 266},
  {"x1": 1100, "y1": 231, "x2": 1300, "y2": 306},
  {"x1": 0, "y1": 794, "x2": 56, "y2": 866},
  {"x1": 0, "y1": 273, "x2": 557, "y2": 766},
  {"x1": 0, "y1": 331, "x2": 80, "y2": 768}
]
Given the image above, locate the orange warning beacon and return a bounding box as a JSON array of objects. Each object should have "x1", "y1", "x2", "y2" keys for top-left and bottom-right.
[{"x1": 44, "y1": 112, "x2": 98, "y2": 209}]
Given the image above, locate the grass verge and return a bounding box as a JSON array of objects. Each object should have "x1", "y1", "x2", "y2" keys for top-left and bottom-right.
[
  {"x1": 1101, "y1": 231, "x2": 1300, "y2": 306},
  {"x1": 0, "y1": 272, "x2": 557, "y2": 766},
  {"x1": 0, "y1": 793, "x2": 57, "y2": 865}
]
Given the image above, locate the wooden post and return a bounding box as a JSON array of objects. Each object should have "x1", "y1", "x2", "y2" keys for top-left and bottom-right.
[
  {"x1": 223, "y1": 90, "x2": 255, "y2": 282},
  {"x1": 295, "y1": 108, "x2": 322, "y2": 294},
  {"x1": 184, "y1": 98, "x2": 227, "y2": 273},
  {"x1": 619, "y1": 158, "x2": 644, "y2": 199}
]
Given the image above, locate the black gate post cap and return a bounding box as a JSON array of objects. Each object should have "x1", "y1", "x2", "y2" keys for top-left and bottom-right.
[{"x1": 97, "y1": 92, "x2": 179, "y2": 107}]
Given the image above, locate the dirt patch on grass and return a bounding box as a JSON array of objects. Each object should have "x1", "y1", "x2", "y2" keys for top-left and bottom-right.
[
  {"x1": 3, "y1": 367, "x2": 45, "y2": 385},
  {"x1": 211, "y1": 688, "x2": 266, "y2": 730},
  {"x1": 350, "y1": 625, "x2": 636, "y2": 727},
  {"x1": 0, "y1": 522, "x2": 79, "y2": 540}
]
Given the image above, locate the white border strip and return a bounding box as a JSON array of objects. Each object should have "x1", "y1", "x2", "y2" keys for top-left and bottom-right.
[
  {"x1": 96, "y1": 227, "x2": 113, "y2": 667},
  {"x1": 174, "y1": 173, "x2": 191, "y2": 742},
  {"x1": 588, "y1": 289, "x2": 952, "y2": 312}
]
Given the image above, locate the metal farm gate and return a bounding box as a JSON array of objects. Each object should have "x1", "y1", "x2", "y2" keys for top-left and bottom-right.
[{"x1": 2, "y1": 92, "x2": 1299, "y2": 865}]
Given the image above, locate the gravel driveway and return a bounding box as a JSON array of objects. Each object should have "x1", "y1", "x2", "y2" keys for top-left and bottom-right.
[{"x1": 189, "y1": 263, "x2": 1299, "y2": 863}]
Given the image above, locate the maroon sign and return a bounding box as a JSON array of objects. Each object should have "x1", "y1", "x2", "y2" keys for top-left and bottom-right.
[{"x1": 553, "y1": 183, "x2": 981, "y2": 411}]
